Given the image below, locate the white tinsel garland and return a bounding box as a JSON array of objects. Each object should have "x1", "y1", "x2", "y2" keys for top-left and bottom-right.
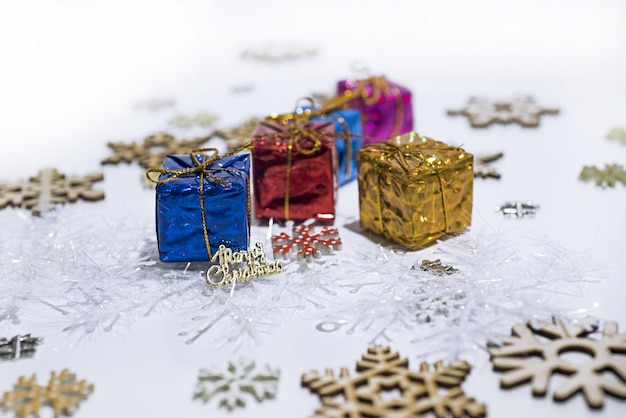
[
  {"x1": 0, "y1": 204, "x2": 603, "y2": 360},
  {"x1": 310, "y1": 229, "x2": 603, "y2": 361}
]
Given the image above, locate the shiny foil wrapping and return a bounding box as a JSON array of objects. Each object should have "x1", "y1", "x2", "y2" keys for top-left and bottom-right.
[
  {"x1": 252, "y1": 121, "x2": 337, "y2": 222},
  {"x1": 308, "y1": 108, "x2": 363, "y2": 186},
  {"x1": 337, "y1": 76, "x2": 413, "y2": 144},
  {"x1": 155, "y1": 153, "x2": 250, "y2": 262},
  {"x1": 357, "y1": 133, "x2": 473, "y2": 248}
]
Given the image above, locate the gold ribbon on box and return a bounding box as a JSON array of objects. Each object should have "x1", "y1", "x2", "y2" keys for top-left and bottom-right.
[
  {"x1": 321, "y1": 76, "x2": 405, "y2": 139},
  {"x1": 267, "y1": 98, "x2": 355, "y2": 181},
  {"x1": 255, "y1": 119, "x2": 334, "y2": 220},
  {"x1": 372, "y1": 136, "x2": 449, "y2": 234},
  {"x1": 146, "y1": 143, "x2": 253, "y2": 259},
  {"x1": 358, "y1": 132, "x2": 473, "y2": 247}
]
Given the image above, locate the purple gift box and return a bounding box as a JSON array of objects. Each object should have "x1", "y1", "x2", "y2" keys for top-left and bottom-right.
[{"x1": 337, "y1": 76, "x2": 413, "y2": 145}]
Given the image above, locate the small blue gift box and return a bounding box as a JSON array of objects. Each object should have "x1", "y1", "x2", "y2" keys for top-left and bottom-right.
[
  {"x1": 155, "y1": 153, "x2": 250, "y2": 262},
  {"x1": 306, "y1": 108, "x2": 363, "y2": 186}
]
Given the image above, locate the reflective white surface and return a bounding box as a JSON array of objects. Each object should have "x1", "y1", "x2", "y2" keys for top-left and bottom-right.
[{"x1": 1, "y1": 1, "x2": 625, "y2": 417}]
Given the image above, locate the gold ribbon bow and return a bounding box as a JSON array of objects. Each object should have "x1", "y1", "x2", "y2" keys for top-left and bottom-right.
[
  {"x1": 268, "y1": 98, "x2": 355, "y2": 180},
  {"x1": 322, "y1": 76, "x2": 405, "y2": 139},
  {"x1": 146, "y1": 143, "x2": 253, "y2": 258}
]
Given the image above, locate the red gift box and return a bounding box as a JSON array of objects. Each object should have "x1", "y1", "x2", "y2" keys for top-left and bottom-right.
[{"x1": 252, "y1": 121, "x2": 337, "y2": 222}]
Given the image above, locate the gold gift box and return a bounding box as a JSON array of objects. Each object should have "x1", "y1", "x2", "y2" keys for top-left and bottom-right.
[{"x1": 357, "y1": 132, "x2": 473, "y2": 248}]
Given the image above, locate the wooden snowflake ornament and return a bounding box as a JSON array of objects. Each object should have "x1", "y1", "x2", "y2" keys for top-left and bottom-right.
[
  {"x1": 0, "y1": 169, "x2": 104, "y2": 215},
  {"x1": 194, "y1": 360, "x2": 280, "y2": 411},
  {"x1": 0, "y1": 335, "x2": 42, "y2": 361},
  {"x1": 272, "y1": 224, "x2": 342, "y2": 262},
  {"x1": 101, "y1": 132, "x2": 209, "y2": 169},
  {"x1": 214, "y1": 117, "x2": 262, "y2": 151},
  {"x1": 133, "y1": 97, "x2": 175, "y2": 111},
  {"x1": 607, "y1": 127, "x2": 626, "y2": 144},
  {"x1": 302, "y1": 345, "x2": 486, "y2": 418},
  {"x1": 1, "y1": 369, "x2": 93, "y2": 417},
  {"x1": 579, "y1": 164, "x2": 626, "y2": 187},
  {"x1": 489, "y1": 317, "x2": 626, "y2": 408},
  {"x1": 169, "y1": 112, "x2": 218, "y2": 129},
  {"x1": 448, "y1": 96, "x2": 559, "y2": 128},
  {"x1": 474, "y1": 152, "x2": 504, "y2": 179}
]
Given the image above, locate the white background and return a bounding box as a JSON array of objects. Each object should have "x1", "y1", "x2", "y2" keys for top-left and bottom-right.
[{"x1": 1, "y1": 1, "x2": 625, "y2": 417}]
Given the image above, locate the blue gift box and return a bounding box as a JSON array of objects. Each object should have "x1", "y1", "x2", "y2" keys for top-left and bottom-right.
[
  {"x1": 155, "y1": 153, "x2": 250, "y2": 262},
  {"x1": 307, "y1": 108, "x2": 363, "y2": 186}
]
